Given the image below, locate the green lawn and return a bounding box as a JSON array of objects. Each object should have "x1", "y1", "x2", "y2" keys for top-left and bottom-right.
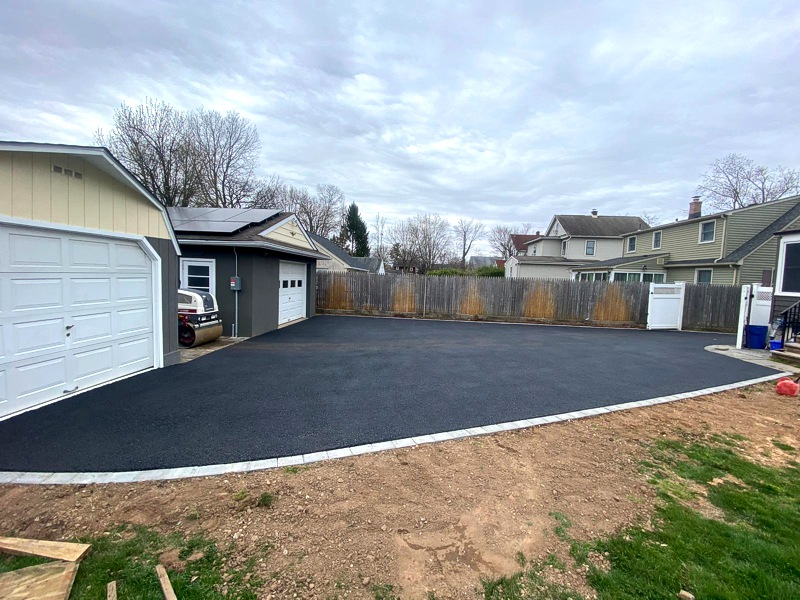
[
  {"x1": 483, "y1": 435, "x2": 800, "y2": 600},
  {"x1": 0, "y1": 526, "x2": 262, "y2": 600}
]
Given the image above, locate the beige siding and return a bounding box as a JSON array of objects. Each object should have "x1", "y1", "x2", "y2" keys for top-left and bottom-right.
[
  {"x1": 0, "y1": 150, "x2": 170, "y2": 239},
  {"x1": 515, "y1": 263, "x2": 574, "y2": 280},
  {"x1": 725, "y1": 196, "x2": 800, "y2": 254},
  {"x1": 264, "y1": 218, "x2": 315, "y2": 250},
  {"x1": 564, "y1": 237, "x2": 623, "y2": 261},
  {"x1": 528, "y1": 238, "x2": 561, "y2": 256},
  {"x1": 316, "y1": 253, "x2": 351, "y2": 271}
]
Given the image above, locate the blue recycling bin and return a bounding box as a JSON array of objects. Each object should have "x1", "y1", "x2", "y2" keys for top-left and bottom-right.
[{"x1": 747, "y1": 325, "x2": 769, "y2": 349}]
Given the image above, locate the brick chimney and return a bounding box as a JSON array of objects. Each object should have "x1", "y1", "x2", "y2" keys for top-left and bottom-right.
[
  {"x1": 591, "y1": 209, "x2": 598, "y2": 218},
  {"x1": 689, "y1": 196, "x2": 702, "y2": 219}
]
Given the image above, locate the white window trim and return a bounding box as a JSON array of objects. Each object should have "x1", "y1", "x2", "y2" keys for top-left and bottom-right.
[
  {"x1": 585, "y1": 239, "x2": 596, "y2": 256},
  {"x1": 694, "y1": 268, "x2": 713, "y2": 284},
  {"x1": 627, "y1": 236, "x2": 637, "y2": 253},
  {"x1": 181, "y1": 258, "x2": 216, "y2": 295},
  {"x1": 698, "y1": 220, "x2": 716, "y2": 244},
  {"x1": 652, "y1": 231, "x2": 662, "y2": 250},
  {"x1": 776, "y1": 232, "x2": 800, "y2": 297}
]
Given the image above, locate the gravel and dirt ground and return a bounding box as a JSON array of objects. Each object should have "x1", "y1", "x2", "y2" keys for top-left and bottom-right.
[{"x1": 1, "y1": 383, "x2": 798, "y2": 599}]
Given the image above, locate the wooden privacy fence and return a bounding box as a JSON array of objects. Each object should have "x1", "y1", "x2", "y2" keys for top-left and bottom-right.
[{"x1": 316, "y1": 272, "x2": 744, "y2": 331}]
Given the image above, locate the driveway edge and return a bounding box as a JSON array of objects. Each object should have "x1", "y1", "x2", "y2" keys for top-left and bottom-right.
[{"x1": 0, "y1": 373, "x2": 786, "y2": 485}]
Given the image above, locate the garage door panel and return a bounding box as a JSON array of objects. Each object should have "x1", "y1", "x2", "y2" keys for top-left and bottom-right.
[
  {"x1": 10, "y1": 278, "x2": 63, "y2": 311},
  {"x1": 71, "y1": 312, "x2": 113, "y2": 345},
  {"x1": 69, "y1": 239, "x2": 111, "y2": 268},
  {"x1": 118, "y1": 307, "x2": 151, "y2": 335},
  {"x1": 15, "y1": 356, "x2": 68, "y2": 400},
  {"x1": 0, "y1": 324, "x2": 4, "y2": 359},
  {"x1": 71, "y1": 278, "x2": 112, "y2": 306},
  {"x1": 118, "y1": 277, "x2": 150, "y2": 301},
  {"x1": 73, "y1": 346, "x2": 113, "y2": 383},
  {"x1": 12, "y1": 317, "x2": 66, "y2": 356},
  {"x1": 0, "y1": 370, "x2": 6, "y2": 404},
  {"x1": 116, "y1": 243, "x2": 149, "y2": 270},
  {"x1": 8, "y1": 232, "x2": 62, "y2": 268},
  {"x1": 118, "y1": 337, "x2": 152, "y2": 368}
]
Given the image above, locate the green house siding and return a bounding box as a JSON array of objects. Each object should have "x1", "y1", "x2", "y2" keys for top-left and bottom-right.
[
  {"x1": 725, "y1": 197, "x2": 800, "y2": 253},
  {"x1": 623, "y1": 218, "x2": 724, "y2": 262},
  {"x1": 739, "y1": 239, "x2": 778, "y2": 286},
  {"x1": 666, "y1": 265, "x2": 737, "y2": 285}
]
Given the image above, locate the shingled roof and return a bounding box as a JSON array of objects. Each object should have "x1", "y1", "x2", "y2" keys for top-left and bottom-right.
[
  {"x1": 510, "y1": 233, "x2": 541, "y2": 252},
  {"x1": 554, "y1": 215, "x2": 648, "y2": 237}
]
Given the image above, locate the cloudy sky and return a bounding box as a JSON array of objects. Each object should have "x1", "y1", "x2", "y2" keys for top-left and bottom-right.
[{"x1": 2, "y1": 0, "x2": 799, "y2": 250}]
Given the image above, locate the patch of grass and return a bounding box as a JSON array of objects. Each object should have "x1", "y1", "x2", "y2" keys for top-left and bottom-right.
[
  {"x1": 772, "y1": 439, "x2": 796, "y2": 453},
  {"x1": 515, "y1": 551, "x2": 527, "y2": 567},
  {"x1": 257, "y1": 492, "x2": 275, "y2": 508},
  {"x1": 481, "y1": 567, "x2": 583, "y2": 600},
  {"x1": 372, "y1": 582, "x2": 400, "y2": 600},
  {"x1": 283, "y1": 465, "x2": 306, "y2": 474},
  {"x1": 233, "y1": 489, "x2": 249, "y2": 502},
  {"x1": 0, "y1": 525, "x2": 260, "y2": 599},
  {"x1": 550, "y1": 512, "x2": 572, "y2": 541},
  {"x1": 186, "y1": 511, "x2": 201, "y2": 521},
  {"x1": 588, "y1": 440, "x2": 800, "y2": 599},
  {"x1": 543, "y1": 553, "x2": 567, "y2": 571}
]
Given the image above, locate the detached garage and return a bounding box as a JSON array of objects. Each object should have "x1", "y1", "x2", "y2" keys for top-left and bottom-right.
[
  {"x1": 0, "y1": 142, "x2": 180, "y2": 420},
  {"x1": 168, "y1": 207, "x2": 325, "y2": 337}
]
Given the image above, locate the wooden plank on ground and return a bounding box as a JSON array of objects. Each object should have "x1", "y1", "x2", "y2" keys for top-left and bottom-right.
[
  {"x1": 107, "y1": 580, "x2": 117, "y2": 600},
  {"x1": 0, "y1": 536, "x2": 91, "y2": 562},
  {"x1": 156, "y1": 564, "x2": 178, "y2": 600},
  {"x1": 0, "y1": 560, "x2": 79, "y2": 600}
]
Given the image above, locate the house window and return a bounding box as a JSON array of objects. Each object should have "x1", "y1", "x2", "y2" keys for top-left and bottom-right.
[
  {"x1": 627, "y1": 236, "x2": 637, "y2": 253},
  {"x1": 614, "y1": 272, "x2": 641, "y2": 282},
  {"x1": 695, "y1": 269, "x2": 713, "y2": 284},
  {"x1": 780, "y1": 242, "x2": 800, "y2": 293},
  {"x1": 699, "y1": 221, "x2": 715, "y2": 243},
  {"x1": 531, "y1": 245, "x2": 537, "y2": 256},
  {"x1": 652, "y1": 231, "x2": 662, "y2": 250},
  {"x1": 585, "y1": 240, "x2": 596, "y2": 256},
  {"x1": 561, "y1": 240, "x2": 568, "y2": 256},
  {"x1": 180, "y1": 258, "x2": 216, "y2": 295},
  {"x1": 578, "y1": 272, "x2": 609, "y2": 282},
  {"x1": 642, "y1": 273, "x2": 666, "y2": 283}
]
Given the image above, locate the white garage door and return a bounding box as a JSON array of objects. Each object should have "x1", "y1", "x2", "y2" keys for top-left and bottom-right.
[
  {"x1": 0, "y1": 224, "x2": 156, "y2": 419},
  {"x1": 278, "y1": 261, "x2": 307, "y2": 325}
]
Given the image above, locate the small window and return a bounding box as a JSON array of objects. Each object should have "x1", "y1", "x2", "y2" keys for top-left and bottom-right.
[
  {"x1": 652, "y1": 231, "x2": 662, "y2": 250},
  {"x1": 64, "y1": 169, "x2": 73, "y2": 177},
  {"x1": 297, "y1": 280, "x2": 303, "y2": 288},
  {"x1": 585, "y1": 240, "x2": 596, "y2": 256},
  {"x1": 699, "y1": 221, "x2": 715, "y2": 243},
  {"x1": 531, "y1": 245, "x2": 537, "y2": 256},
  {"x1": 282, "y1": 280, "x2": 289, "y2": 288},
  {"x1": 291, "y1": 280, "x2": 296, "y2": 287},
  {"x1": 781, "y1": 243, "x2": 800, "y2": 292},
  {"x1": 696, "y1": 269, "x2": 713, "y2": 284},
  {"x1": 561, "y1": 240, "x2": 568, "y2": 256},
  {"x1": 614, "y1": 272, "x2": 627, "y2": 282},
  {"x1": 627, "y1": 236, "x2": 637, "y2": 252},
  {"x1": 642, "y1": 273, "x2": 666, "y2": 283},
  {"x1": 52, "y1": 165, "x2": 63, "y2": 174}
]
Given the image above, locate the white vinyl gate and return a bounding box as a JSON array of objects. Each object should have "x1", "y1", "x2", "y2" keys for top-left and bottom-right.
[
  {"x1": 735, "y1": 284, "x2": 773, "y2": 349},
  {"x1": 646, "y1": 282, "x2": 685, "y2": 330}
]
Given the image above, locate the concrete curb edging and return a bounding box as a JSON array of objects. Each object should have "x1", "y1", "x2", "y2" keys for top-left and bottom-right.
[{"x1": 0, "y1": 373, "x2": 786, "y2": 485}]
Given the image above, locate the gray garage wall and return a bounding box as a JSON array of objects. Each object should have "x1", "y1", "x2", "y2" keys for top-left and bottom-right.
[
  {"x1": 179, "y1": 245, "x2": 316, "y2": 338},
  {"x1": 146, "y1": 237, "x2": 180, "y2": 366}
]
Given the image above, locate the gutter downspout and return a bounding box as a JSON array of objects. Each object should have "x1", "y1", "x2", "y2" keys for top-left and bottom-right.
[{"x1": 233, "y1": 247, "x2": 239, "y2": 338}]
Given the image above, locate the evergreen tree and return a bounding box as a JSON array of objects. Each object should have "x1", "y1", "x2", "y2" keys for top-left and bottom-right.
[{"x1": 338, "y1": 202, "x2": 370, "y2": 256}]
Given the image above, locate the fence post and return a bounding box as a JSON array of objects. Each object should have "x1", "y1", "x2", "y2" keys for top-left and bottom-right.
[
  {"x1": 736, "y1": 285, "x2": 750, "y2": 349},
  {"x1": 422, "y1": 275, "x2": 428, "y2": 318},
  {"x1": 675, "y1": 282, "x2": 685, "y2": 331}
]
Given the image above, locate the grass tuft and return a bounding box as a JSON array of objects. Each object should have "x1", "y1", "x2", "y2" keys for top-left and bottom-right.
[{"x1": 257, "y1": 492, "x2": 274, "y2": 508}]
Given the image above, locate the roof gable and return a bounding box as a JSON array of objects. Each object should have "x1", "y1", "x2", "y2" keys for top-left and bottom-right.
[{"x1": 308, "y1": 233, "x2": 368, "y2": 271}]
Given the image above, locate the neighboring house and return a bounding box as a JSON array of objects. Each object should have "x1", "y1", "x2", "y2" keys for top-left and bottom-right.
[
  {"x1": 0, "y1": 141, "x2": 181, "y2": 420},
  {"x1": 170, "y1": 207, "x2": 327, "y2": 337},
  {"x1": 574, "y1": 196, "x2": 800, "y2": 285},
  {"x1": 468, "y1": 256, "x2": 500, "y2": 269},
  {"x1": 506, "y1": 210, "x2": 647, "y2": 279},
  {"x1": 510, "y1": 233, "x2": 541, "y2": 255},
  {"x1": 309, "y1": 233, "x2": 384, "y2": 273}
]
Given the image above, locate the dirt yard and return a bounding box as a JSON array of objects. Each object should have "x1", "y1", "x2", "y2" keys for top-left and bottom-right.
[{"x1": 1, "y1": 383, "x2": 798, "y2": 599}]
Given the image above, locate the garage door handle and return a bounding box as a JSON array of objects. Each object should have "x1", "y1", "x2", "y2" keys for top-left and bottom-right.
[
  {"x1": 63, "y1": 386, "x2": 78, "y2": 394},
  {"x1": 65, "y1": 324, "x2": 74, "y2": 330}
]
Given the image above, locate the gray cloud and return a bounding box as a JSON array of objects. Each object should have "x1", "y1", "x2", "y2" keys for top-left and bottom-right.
[{"x1": 2, "y1": 0, "x2": 800, "y2": 253}]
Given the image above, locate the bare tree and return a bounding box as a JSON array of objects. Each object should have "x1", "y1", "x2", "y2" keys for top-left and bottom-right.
[
  {"x1": 371, "y1": 213, "x2": 390, "y2": 262},
  {"x1": 640, "y1": 212, "x2": 661, "y2": 227},
  {"x1": 388, "y1": 219, "x2": 418, "y2": 269},
  {"x1": 487, "y1": 225, "x2": 515, "y2": 259},
  {"x1": 408, "y1": 214, "x2": 453, "y2": 273},
  {"x1": 453, "y1": 218, "x2": 486, "y2": 268},
  {"x1": 281, "y1": 184, "x2": 343, "y2": 237},
  {"x1": 191, "y1": 108, "x2": 260, "y2": 208},
  {"x1": 697, "y1": 153, "x2": 800, "y2": 210},
  {"x1": 249, "y1": 173, "x2": 287, "y2": 209},
  {"x1": 95, "y1": 98, "x2": 198, "y2": 207}
]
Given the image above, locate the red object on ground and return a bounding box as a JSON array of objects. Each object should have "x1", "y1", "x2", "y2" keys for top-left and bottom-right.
[{"x1": 776, "y1": 379, "x2": 799, "y2": 396}]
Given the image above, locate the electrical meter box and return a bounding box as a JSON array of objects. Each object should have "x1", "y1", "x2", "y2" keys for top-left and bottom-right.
[{"x1": 230, "y1": 276, "x2": 241, "y2": 291}]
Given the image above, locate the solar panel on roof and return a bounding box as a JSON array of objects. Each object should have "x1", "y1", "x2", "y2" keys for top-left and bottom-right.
[
  {"x1": 173, "y1": 220, "x2": 245, "y2": 233},
  {"x1": 225, "y1": 209, "x2": 279, "y2": 222}
]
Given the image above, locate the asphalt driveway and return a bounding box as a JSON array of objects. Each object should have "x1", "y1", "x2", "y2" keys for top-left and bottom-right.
[{"x1": 0, "y1": 316, "x2": 778, "y2": 472}]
